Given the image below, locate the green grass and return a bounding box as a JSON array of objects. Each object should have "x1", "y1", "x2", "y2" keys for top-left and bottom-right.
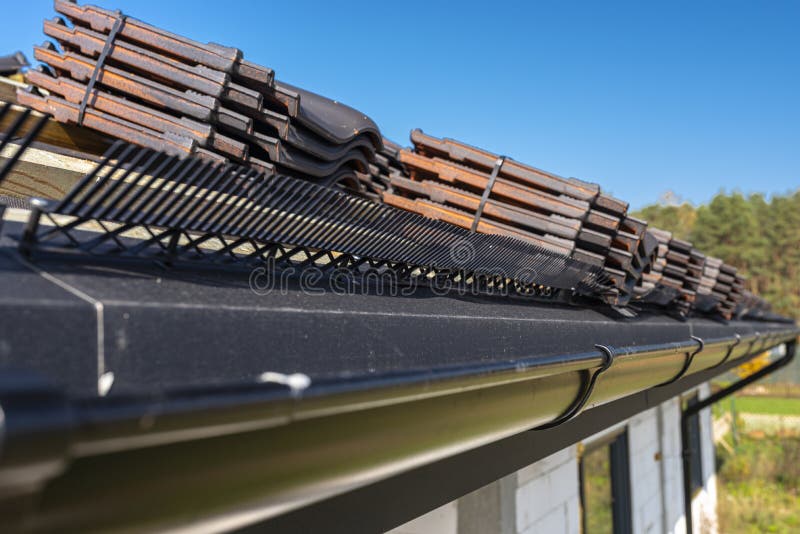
[
  {"x1": 583, "y1": 446, "x2": 612, "y2": 534},
  {"x1": 713, "y1": 396, "x2": 800, "y2": 418},
  {"x1": 717, "y1": 435, "x2": 800, "y2": 533},
  {"x1": 733, "y1": 396, "x2": 800, "y2": 416}
]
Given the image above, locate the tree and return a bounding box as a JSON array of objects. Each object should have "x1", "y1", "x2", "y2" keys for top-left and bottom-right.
[{"x1": 634, "y1": 203, "x2": 696, "y2": 240}]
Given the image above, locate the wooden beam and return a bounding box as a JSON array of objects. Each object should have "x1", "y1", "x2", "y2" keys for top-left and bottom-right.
[{"x1": 0, "y1": 143, "x2": 96, "y2": 200}]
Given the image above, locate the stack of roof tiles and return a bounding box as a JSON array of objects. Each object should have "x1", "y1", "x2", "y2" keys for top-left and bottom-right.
[
  {"x1": 693, "y1": 255, "x2": 745, "y2": 319},
  {"x1": 694, "y1": 256, "x2": 725, "y2": 312},
  {"x1": 18, "y1": 0, "x2": 381, "y2": 186},
  {"x1": 371, "y1": 130, "x2": 754, "y2": 316},
  {"x1": 323, "y1": 138, "x2": 406, "y2": 202},
  {"x1": 366, "y1": 138, "x2": 407, "y2": 199},
  {"x1": 9, "y1": 2, "x2": 763, "y2": 320},
  {"x1": 736, "y1": 290, "x2": 774, "y2": 320},
  {"x1": 0, "y1": 52, "x2": 29, "y2": 77},
  {"x1": 379, "y1": 129, "x2": 654, "y2": 305},
  {"x1": 634, "y1": 230, "x2": 745, "y2": 318}
]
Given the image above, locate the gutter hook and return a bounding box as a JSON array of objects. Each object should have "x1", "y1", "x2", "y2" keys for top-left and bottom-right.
[{"x1": 535, "y1": 345, "x2": 615, "y2": 430}]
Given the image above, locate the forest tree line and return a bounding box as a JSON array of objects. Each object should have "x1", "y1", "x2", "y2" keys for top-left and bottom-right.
[{"x1": 633, "y1": 190, "x2": 800, "y2": 318}]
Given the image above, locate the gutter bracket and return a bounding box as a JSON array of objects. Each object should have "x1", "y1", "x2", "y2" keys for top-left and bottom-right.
[
  {"x1": 729, "y1": 331, "x2": 762, "y2": 368},
  {"x1": 710, "y1": 333, "x2": 741, "y2": 370},
  {"x1": 535, "y1": 344, "x2": 615, "y2": 430},
  {"x1": 657, "y1": 336, "x2": 704, "y2": 387}
]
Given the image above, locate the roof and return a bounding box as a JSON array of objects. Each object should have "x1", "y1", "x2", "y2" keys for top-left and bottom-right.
[
  {"x1": 0, "y1": 215, "x2": 795, "y2": 531},
  {"x1": 0, "y1": 3, "x2": 796, "y2": 530}
]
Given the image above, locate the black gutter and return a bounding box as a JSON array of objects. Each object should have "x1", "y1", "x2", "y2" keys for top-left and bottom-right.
[
  {"x1": 249, "y1": 340, "x2": 794, "y2": 534},
  {"x1": 681, "y1": 340, "x2": 797, "y2": 534},
  {"x1": 0, "y1": 325, "x2": 791, "y2": 532}
]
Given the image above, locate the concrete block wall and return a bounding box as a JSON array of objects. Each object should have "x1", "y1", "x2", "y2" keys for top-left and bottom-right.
[
  {"x1": 387, "y1": 501, "x2": 458, "y2": 534},
  {"x1": 628, "y1": 407, "x2": 665, "y2": 534},
  {"x1": 659, "y1": 397, "x2": 688, "y2": 534},
  {"x1": 693, "y1": 382, "x2": 719, "y2": 534},
  {"x1": 388, "y1": 383, "x2": 718, "y2": 534},
  {"x1": 515, "y1": 447, "x2": 580, "y2": 534}
]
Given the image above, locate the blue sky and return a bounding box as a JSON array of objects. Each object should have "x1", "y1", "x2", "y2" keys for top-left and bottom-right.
[{"x1": 3, "y1": 0, "x2": 799, "y2": 208}]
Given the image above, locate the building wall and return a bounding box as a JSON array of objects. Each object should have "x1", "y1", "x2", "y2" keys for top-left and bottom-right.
[
  {"x1": 692, "y1": 382, "x2": 719, "y2": 534},
  {"x1": 388, "y1": 501, "x2": 458, "y2": 534},
  {"x1": 515, "y1": 446, "x2": 580, "y2": 534},
  {"x1": 629, "y1": 407, "x2": 665, "y2": 534},
  {"x1": 388, "y1": 384, "x2": 718, "y2": 534},
  {"x1": 659, "y1": 397, "x2": 687, "y2": 534}
]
